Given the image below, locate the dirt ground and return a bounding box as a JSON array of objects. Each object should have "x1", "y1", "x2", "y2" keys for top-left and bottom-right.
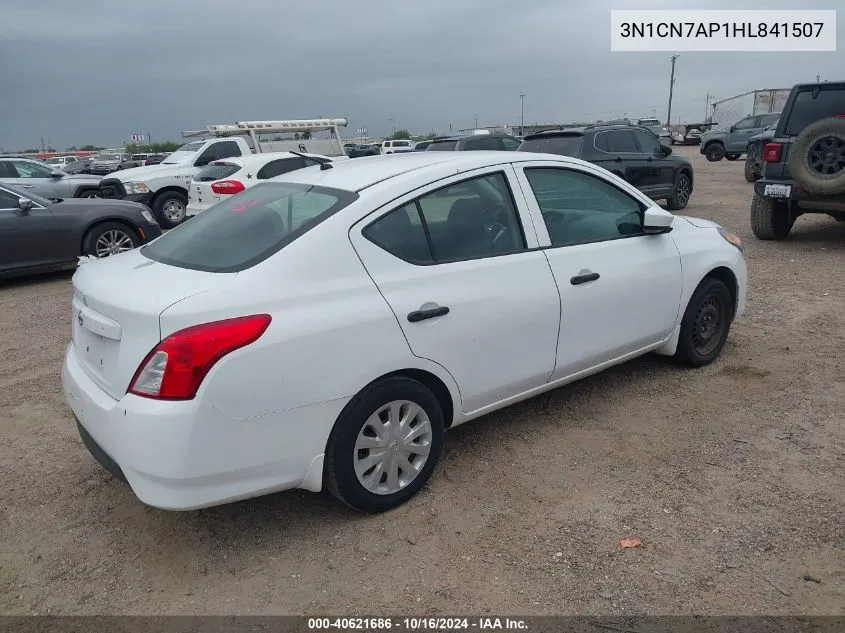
[{"x1": 1, "y1": 146, "x2": 843, "y2": 617}]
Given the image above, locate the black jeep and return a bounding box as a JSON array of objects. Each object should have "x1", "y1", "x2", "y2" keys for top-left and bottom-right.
[{"x1": 751, "y1": 81, "x2": 845, "y2": 240}]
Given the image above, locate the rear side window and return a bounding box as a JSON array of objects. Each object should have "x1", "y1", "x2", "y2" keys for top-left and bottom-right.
[
  {"x1": 784, "y1": 88, "x2": 845, "y2": 135},
  {"x1": 427, "y1": 140, "x2": 458, "y2": 151},
  {"x1": 519, "y1": 135, "x2": 583, "y2": 156},
  {"x1": 602, "y1": 131, "x2": 639, "y2": 153},
  {"x1": 142, "y1": 182, "x2": 358, "y2": 272},
  {"x1": 257, "y1": 157, "x2": 309, "y2": 179},
  {"x1": 194, "y1": 162, "x2": 240, "y2": 182}
]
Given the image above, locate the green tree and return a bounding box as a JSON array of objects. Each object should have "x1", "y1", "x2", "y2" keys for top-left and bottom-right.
[
  {"x1": 391, "y1": 129, "x2": 411, "y2": 140},
  {"x1": 80, "y1": 144, "x2": 103, "y2": 151}
]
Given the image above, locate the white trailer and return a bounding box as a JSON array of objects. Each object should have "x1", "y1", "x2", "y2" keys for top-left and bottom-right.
[{"x1": 710, "y1": 89, "x2": 791, "y2": 130}]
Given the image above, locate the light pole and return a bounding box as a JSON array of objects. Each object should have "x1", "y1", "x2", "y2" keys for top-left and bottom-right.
[
  {"x1": 474, "y1": 113, "x2": 479, "y2": 129},
  {"x1": 389, "y1": 118, "x2": 395, "y2": 137},
  {"x1": 519, "y1": 94, "x2": 525, "y2": 136},
  {"x1": 666, "y1": 54, "x2": 679, "y2": 126}
]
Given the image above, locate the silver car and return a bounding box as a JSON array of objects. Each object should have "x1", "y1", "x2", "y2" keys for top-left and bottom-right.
[{"x1": 0, "y1": 158, "x2": 102, "y2": 198}]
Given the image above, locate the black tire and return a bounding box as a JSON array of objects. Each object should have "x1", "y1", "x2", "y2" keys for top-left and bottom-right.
[
  {"x1": 325, "y1": 376, "x2": 445, "y2": 513},
  {"x1": 750, "y1": 193, "x2": 793, "y2": 240},
  {"x1": 705, "y1": 143, "x2": 725, "y2": 162},
  {"x1": 787, "y1": 117, "x2": 845, "y2": 195},
  {"x1": 666, "y1": 171, "x2": 692, "y2": 210},
  {"x1": 82, "y1": 222, "x2": 139, "y2": 258},
  {"x1": 675, "y1": 277, "x2": 734, "y2": 367},
  {"x1": 725, "y1": 153, "x2": 741, "y2": 161},
  {"x1": 744, "y1": 158, "x2": 761, "y2": 183},
  {"x1": 151, "y1": 191, "x2": 188, "y2": 229},
  {"x1": 77, "y1": 188, "x2": 101, "y2": 199}
]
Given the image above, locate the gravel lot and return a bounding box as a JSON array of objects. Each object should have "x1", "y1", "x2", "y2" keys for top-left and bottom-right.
[{"x1": 1, "y1": 146, "x2": 843, "y2": 616}]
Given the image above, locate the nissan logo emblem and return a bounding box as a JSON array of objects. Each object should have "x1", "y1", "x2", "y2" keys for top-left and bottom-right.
[{"x1": 77, "y1": 311, "x2": 84, "y2": 327}]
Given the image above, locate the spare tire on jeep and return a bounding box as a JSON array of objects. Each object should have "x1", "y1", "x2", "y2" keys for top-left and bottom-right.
[{"x1": 788, "y1": 117, "x2": 845, "y2": 195}]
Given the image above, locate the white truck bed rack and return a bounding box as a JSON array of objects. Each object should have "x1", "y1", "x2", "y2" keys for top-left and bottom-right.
[{"x1": 181, "y1": 118, "x2": 349, "y2": 156}]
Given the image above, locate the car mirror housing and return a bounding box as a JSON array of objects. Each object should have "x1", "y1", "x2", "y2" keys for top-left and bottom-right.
[
  {"x1": 18, "y1": 197, "x2": 34, "y2": 212},
  {"x1": 49, "y1": 170, "x2": 64, "y2": 178},
  {"x1": 643, "y1": 206, "x2": 674, "y2": 234}
]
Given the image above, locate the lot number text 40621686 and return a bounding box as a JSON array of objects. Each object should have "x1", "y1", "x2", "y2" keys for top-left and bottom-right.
[{"x1": 307, "y1": 617, "x2": 528, "y2": 630}]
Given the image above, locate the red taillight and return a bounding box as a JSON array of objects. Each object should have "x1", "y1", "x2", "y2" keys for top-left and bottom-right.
[
  {"x1": 128, "y1": 315, "x2": 271, "y2": 400},
  {"x1": 211, "y1": 180, "x2": 245, "y2": 195},
  {"x1": 763, "y1": 143, "x2": 782, "y2": 163}
]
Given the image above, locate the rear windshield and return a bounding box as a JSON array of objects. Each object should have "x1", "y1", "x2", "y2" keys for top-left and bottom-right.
[
  {"x1": 427, "y1": 140, "x2": 459, "y2": 151},
  {"x1": 784, "y1": 87, "x2": 845, "y2": 135},
  {"x1": 518, "y1": 135, "x2": 583, "y2": 156},
  {"x1": 142, "y1": 182, "x2": 358, "y2": 272},
  {"x1": 195, "y1": 163, "x2": 241, "y2": 182}
]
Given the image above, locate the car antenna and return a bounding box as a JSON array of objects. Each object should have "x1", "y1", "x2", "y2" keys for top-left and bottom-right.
[{"x1": 289, "y1": 150, "x2": 333, "y2": 170}]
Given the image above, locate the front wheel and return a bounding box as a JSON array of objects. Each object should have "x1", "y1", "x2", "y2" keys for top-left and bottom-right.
[
  {"x1": 82, "y1": 222, "x2": 139, "y2": 258},
  {"x1": 325, "y1": 376, "x2": 445, "y2": 513},
  {"x1": 705, "y1": 143, "x2": 725, "y2": 162},
  {"x1": 152, "y1": 191, "x2": 188, "y2": 229},
  {"x1": 675, "y1": 277, "x2": 734, "y2": 367},
  {"x1": 77, "y1": 189, "x2": 101, "y2": 199},
  {"x1": 725, "y1": 153, "x2": 741, "y2": 161}
]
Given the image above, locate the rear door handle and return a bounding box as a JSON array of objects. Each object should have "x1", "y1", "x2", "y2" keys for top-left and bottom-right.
[
  {"x1": 407, "y1": 306, "x2": 450, "y2": 323},
  {"x1": 570, "y1": 272, "x2": 600, "y2": 285}
]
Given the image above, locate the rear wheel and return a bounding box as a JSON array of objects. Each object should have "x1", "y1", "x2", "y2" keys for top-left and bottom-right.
[
  {"x1": 77, "y1": 189, "x2": 101, "y2": 199},
  {"x1": 325, "y1": 376, "x2": 444, "y2": 513},
  {"x1": 82, "y1": 222, "x2": 139, "y2": 258},
  {"x1": 750, "y1": 193, "x2": 793, "y2": 240},
  {"x1": 152, "y1": 191, "x2": 188, "y2": 229},
  {"x1": 744, "y1": 157, "x2": 761, "y2": 183},
  {"x1": 666, "y1": 172, "x2": 691, "y2": 210},
  {"x1": 705, "y1": 143, "x2": 725, "y2": 162},
  {"x1": 725, "y1": 153, "x2": 741, "y2": 161},
  {"x1": 675, "y1": 278, "x2": 734, "y2": 367}
]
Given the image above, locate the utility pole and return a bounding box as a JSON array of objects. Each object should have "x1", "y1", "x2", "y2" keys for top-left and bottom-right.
[
  {"x1": 667, "y1": 54, "x2": 679, "y2": 126},
  {"x1": 704, "y1": 91, "x2": 711, "y2": 121},
  {"x1": 41, "y1": 137, "x2": 45, "y2": 153},
  {"x1": 389, "y1": 118, "x2": 395, "y2": 137},
  {"x1": 519, "y1": 94, "x2": 526, "y2": 136},
  {"x1": 816, "y1": 74, "x2": 821, "y2": 82},
  {"x1": 474, "y1": 113, "x2": 479, "y2": 129}
]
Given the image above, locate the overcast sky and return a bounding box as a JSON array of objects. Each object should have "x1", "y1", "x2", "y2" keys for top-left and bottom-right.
[{"x1": 0, "y1": 0, "x2": 841, "y2": 150}]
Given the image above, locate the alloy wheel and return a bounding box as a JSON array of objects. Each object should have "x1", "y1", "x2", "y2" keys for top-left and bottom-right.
[
  {"x1": 94, "y1": 230, "x2": 135, "y2": 257},
  {"x1": 676, "y1": 175, "x2": 690, "y2": 206},
  {"x1": 807, "y1": 136, "x2": 845, "y2": 178}
]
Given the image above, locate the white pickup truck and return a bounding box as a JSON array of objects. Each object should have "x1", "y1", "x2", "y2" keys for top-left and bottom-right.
[{"x1": 98, "y1": 118, "x2": 348, "y2": 227}]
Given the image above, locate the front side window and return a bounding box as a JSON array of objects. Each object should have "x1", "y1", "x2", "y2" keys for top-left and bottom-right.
[
  {"x1": 0, "y1": 188, "x2": 20, "y2": 208},
  {"x1": 524, "y1": 168, "x2": 644, "y2": 247},
  {"x1": 462, "y1": 136, "x2": 501, "y2": 151},
  {"x1": 633, "y1": 130, "x2": 661, "y2": 154},
  {"x1": 734, "y1": 116, "x2": 758, "y2": 130},
  {"x1": 500, "y1": 137, "x2": 521, "y2": 151},
  {"x1": 13, "y1": 161, "x2": 53, "y2": 178},
  {"x1": 142, "y1": 182, "x2": 358, "y2": 272},
  {"x1": 364, "y1": 172, "x2": 526, "y2": 263}
]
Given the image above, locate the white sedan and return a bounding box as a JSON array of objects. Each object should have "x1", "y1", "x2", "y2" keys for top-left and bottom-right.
[
  {"x1": 185, "y1": 151, "x2": 335, "y2": 217},
  {"x1": 62, "y1": 151, "x2": 747, "y2": 513}
]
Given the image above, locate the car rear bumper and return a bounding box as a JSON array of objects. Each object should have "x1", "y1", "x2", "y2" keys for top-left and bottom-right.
[{"x1": 62, "y1": 343, "x2": 347, "y2": 510}]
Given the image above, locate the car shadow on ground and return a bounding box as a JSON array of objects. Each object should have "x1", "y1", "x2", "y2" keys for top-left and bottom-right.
[
  {"x1": 0, "y1": 268, "x2": 74, "y2": 288},
  {"x1": 784, "y1": 218, "x2": 845, "y2": 246}
]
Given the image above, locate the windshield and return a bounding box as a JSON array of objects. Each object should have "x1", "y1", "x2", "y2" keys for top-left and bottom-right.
[
  {"x1": 784, "y1": 87, "x2": 845, "y2": 135},
  {"x1": 518, "y1": 135, "x2": 583, "y2": 156},
  {"x1": 96, "y1": 154, "x2": 119, "y2": 161},
  {"x1": 163, "y1": 142, "x2": 205, "y2": 164},
  {"x1": 142, "y1": 182, "x2": 359, "y2": 272},
  {"x1": 46, "y1": 157, "x2": 65, "y2": 164},
  {"x1": 637, "y1": 119, "x2": 661, "y2": 126}
]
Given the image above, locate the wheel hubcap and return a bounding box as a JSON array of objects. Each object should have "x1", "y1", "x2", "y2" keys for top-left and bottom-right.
[
  {"x1": 95, "y1": 230, "x2": 134, "y2": 257},
  {"x1": 691, "y1": 295, "x2": 727, "y2": 356},
  {"x1": 807, "y1": 136, "x2": 845, "y2": 178},
  {"x1": 163, "y1": 199, "x2": 185, "y2": 222},
  {"x1": 354, "y1": 400, "x2": 433, "y2": 495}
]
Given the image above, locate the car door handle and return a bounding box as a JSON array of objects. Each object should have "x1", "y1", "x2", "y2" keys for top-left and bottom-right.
[
  {"x1": 407, "y1": 306, "x2": 450, "y2": 323},
  {"x1": 570, "y1": 272, "x2": 600, "y2": 285},
  {"x1": 613, "y1": 157, "x2": 623, "y2": 162},
  {"x1": 19, "y1": 185, "x2": 34, "y2": 188}
]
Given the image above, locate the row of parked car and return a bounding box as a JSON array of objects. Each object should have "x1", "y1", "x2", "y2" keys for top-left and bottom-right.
[{"x1": 40, "y1": 152, "x2": 168, "y2": 175}]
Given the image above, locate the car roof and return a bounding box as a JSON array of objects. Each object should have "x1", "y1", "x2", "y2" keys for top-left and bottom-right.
[
  {"x1": 268, "y1": 151, "x2": 598, "y2": 193},
  {"x1": 431, "y1": 134, "x2": 510, "y2": 142}
]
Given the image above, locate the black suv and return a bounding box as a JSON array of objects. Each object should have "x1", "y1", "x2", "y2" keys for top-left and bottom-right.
[
  {"x1": 751, "y1": 81, "x2": 845, "y2": 240},
  {"x1": 426, "y1": 133, "x2": 521, "y2": 152},
  {"x1": 518, "y1": 124, "x2": 693, "y2": 210}
]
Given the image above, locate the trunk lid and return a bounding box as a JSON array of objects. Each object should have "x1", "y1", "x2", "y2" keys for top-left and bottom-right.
[{"x1": 71, "y1": 249, "x2": 236, "y2": 399}]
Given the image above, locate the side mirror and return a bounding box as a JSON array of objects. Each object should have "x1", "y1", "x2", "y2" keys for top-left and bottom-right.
[
  {"x1": 643, "y1": 206, "x2": 674, "y2": 234},
  {"x1": 49, "y1": 170, "x2": 64, "y2": 178},
  {"x1": 18, "y1": 198, "x2": 33, "y2": 212},
  {"x1": 659, "y1": 143, "x2": 672, "y2": 155}
]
